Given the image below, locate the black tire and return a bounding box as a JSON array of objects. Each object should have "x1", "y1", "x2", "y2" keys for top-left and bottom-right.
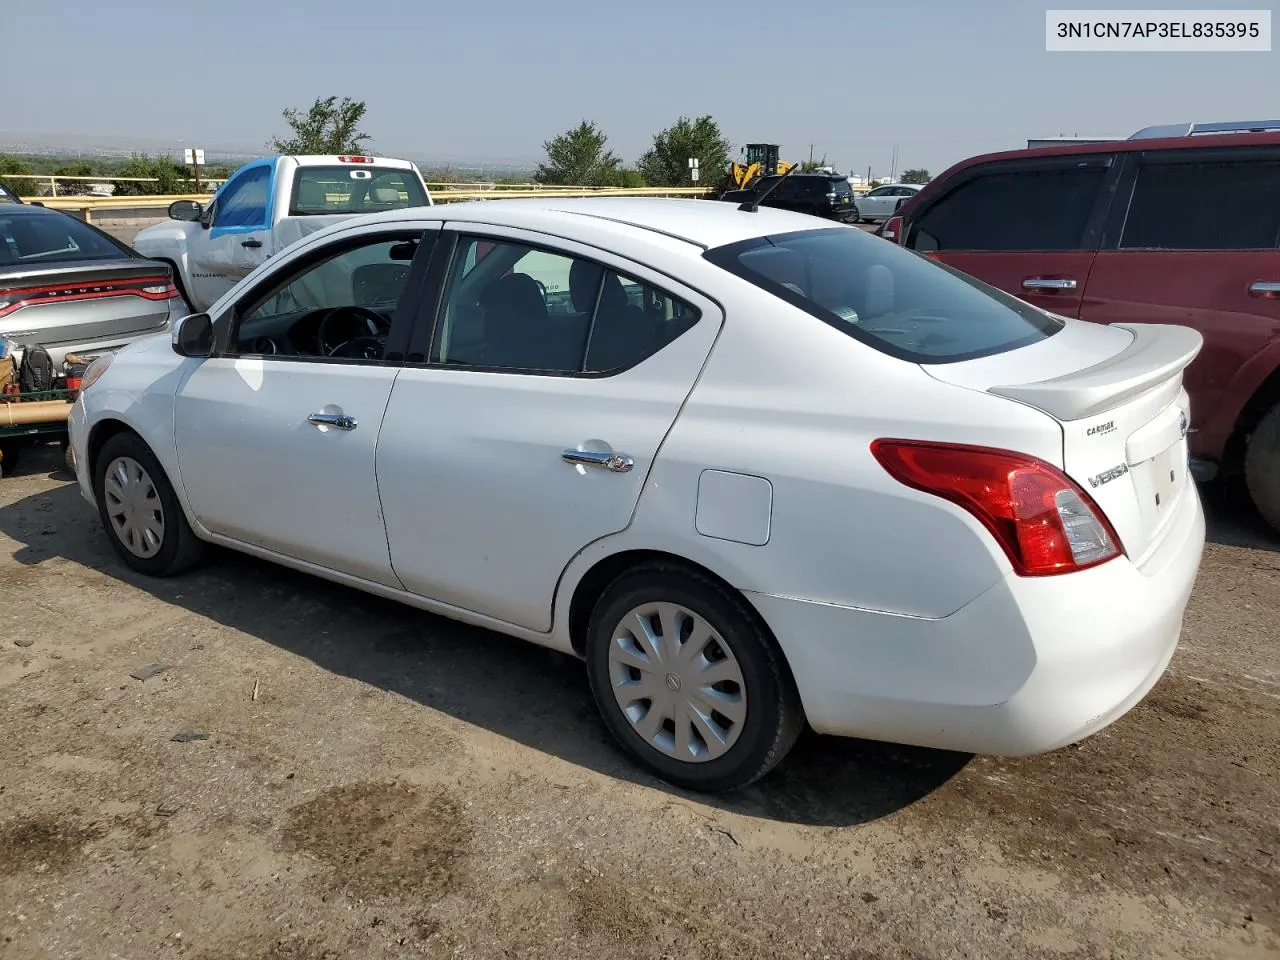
[
  {"x1": 1244, "y1": 400, "x2": 1280, "y2": 535},
  {"x1": 584, "y1": 561, "x2": 805, "y2": 793},
  {"x1": 93, "y1": 431, "x2": 204, "y2": 576},
  {"x1": 849, "y1": 203, "x2": 861, "y2": 224}
]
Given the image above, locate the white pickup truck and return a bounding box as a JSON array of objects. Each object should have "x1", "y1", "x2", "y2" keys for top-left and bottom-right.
[{"x1": 132, "y1": 154, "x2": 433, "y2": 313}]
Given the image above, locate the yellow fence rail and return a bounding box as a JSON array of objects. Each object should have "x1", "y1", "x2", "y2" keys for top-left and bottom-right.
[{"x1": 26, "y1": 187, "x2": 716, "y2": 222}]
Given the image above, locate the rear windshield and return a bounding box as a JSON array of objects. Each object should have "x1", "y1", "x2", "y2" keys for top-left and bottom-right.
[
  {"x1": 830, "y1": 179, "x2": 853, "y2": 195},
  {"x1": 703, "y1": 227, "x2": 1062, "y2": 363},
  {"x1": 289, "y1": 166, "x2": 429, "y2": 216},
  {"x1": 0, "y1": 211, "x2": 131, "y2": 265}
]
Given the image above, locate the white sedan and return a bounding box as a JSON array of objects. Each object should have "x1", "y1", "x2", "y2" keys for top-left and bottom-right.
[
  {"x1": 856, "y1": 183, "x2": 923, "y2": 222},
  {"x1": 67, "y1": 198, "x2": 1206, "y2": 793}
]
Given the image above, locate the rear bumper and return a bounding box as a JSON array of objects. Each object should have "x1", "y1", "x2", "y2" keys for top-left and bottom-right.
[{"x1": 747, "y1": 483, "x2": 1205, "y2": 755}]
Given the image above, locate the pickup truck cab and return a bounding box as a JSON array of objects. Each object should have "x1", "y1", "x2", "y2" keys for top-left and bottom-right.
[{"x1": 133, "y1": 155, "x2": 432, "y2": 312}]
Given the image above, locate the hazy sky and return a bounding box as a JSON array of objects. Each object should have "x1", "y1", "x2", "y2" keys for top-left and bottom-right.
[{"x1": 4, "y1": 0, "x2": 1277, "y2": 175}]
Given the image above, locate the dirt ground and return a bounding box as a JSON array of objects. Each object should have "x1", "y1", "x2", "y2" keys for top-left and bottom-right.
[{"x1": 0, "y1": 443, "x2": 1276, "y2": 960}]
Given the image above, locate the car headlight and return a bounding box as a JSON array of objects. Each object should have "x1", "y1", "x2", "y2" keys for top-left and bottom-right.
[{"x1": 80, "y1": 353, "x2": 115, "y2": 391}]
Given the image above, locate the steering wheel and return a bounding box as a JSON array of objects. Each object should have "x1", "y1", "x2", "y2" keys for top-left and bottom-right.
[
  {"x1": 329, "y1": 335, "x2": 385, "y2": 361},
  {"x1": 315, "y1": 305, "x2": 391, "y2": 357}
]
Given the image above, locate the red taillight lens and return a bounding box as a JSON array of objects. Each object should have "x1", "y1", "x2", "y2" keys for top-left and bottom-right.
[
  {"x1": 0, "y1": 275, "x2": 177, "y2": 318},
  {"x1": 870, "y1": 439, "x2": 1123, "y2": 577},
  {"x1": 881, "y1": 215, "x2": 903, "y2": 242},
  {"x1": 337, "y1": 155, "x2": 375, "y2": 163}
]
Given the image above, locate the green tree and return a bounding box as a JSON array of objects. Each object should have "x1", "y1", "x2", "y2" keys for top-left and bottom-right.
[
  {"x1": 111, "y1": 152, "x2": 191, "y2": 196},
  {"x1": 799, "y1": 155, "x2": 831, "y2": 173},
  {"x1": 900, "y1": 168, "x2": 931, "y2": 184},
  {"x1": 637, "y1": 115, "x2": 731, "y2": 188},
  {"x1": 269, "y1": 96, "x2": 373, "y2": 155},
  {"x1": 535, "y1": 120, "x2": 621, "y2": 186}
]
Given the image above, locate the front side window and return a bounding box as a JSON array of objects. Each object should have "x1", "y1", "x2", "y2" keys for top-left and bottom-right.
[
  {"x1": 213, "y1": 166, "x2": 271, "y2": 230},
  {"x1": 231, "y1": 232, "x2": 424, "y2": 360},
  {"x1": 704, "y1": 226, "x2": 1063, "y2": 364},
  {"x1": 289, "y1": 167, "x2": 429, "y2": 216},
  {"x1": 908, "y1": 163, "x2": 1109, "y2": 252},
  {"x1": 1121, "y1": 156, "x2": 1280, "y2": 250},
  {"x1": 431, "y1": 236, "x2": 700, "y2": 374}
]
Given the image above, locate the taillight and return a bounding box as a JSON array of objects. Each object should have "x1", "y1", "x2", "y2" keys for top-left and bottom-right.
[
  {"x1": 870, "y1": 439, "x2": 1123, "y2": 576},
  {"x1": 0, "y1": 276, "x2": 177, "y2": 318},
  {"x1": 881, "y1": 215, "x2": 903, "y2": 242},
  {"x1": 337, "y1": 155, "x2": 375, "y2": 163}
]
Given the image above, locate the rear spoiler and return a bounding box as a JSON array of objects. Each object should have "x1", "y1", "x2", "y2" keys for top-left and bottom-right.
[{"x1": 988, "y1": 323, "x2": 1203, "y2": 422}]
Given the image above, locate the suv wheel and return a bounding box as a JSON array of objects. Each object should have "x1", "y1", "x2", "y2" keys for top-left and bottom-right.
[{"x1": 1244, "y1": 400, "x2": 1280, "y2": 535}]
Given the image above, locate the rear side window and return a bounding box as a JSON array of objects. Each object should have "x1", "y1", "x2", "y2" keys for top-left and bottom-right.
[
  {"x1": 0, "y1": 211, "x2": 130, "y2": 264},
  {"x1": 1120, "y1": 157, "x2": 1280, "y2": 250},
  {"x1": 908, "y1": 164, "x2": 1109, "y2": 252},
  {"x1": 704, "y1": 227, "x2": 1063, "y2": 364},
  {"x1": 290, "y1": 167, "x2": 429, "y2": 216}
]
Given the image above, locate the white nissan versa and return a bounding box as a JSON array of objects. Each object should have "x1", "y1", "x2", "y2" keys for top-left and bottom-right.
[{"x1": 67, "y1": 196, "x2": 1206, "y2": 792}]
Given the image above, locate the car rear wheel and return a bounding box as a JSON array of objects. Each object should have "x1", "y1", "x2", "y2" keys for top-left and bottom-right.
[
  {"x1": 1244, "y1": 400, "x2": 1280, "y2": 535},
  {"x1": 584, "y1": 562, "x2": 804, "y2": 793},
  {"x1": 94, "y1": 431, "x2": 204, "y2": 576}
]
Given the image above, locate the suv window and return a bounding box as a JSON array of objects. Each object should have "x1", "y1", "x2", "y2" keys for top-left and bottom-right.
[
  {"x1": 289, "y1": 166, "x2": 429, "y2": 216},
  {"x1": 908, "y1": 164, "x2": 1109, "y2": 252},
  {"x1": 431, "y1": 237, "x2": 700, "y2": 374},
  {"x1": 830, "y1": 179, "x2": 853, "y2": 196},
  {"x1": 704, "y1": 226, "x2": 1063, "y2": 364},
  {"x1": 1121, "y1": 156, "x2": 1280, "y2": 250}
]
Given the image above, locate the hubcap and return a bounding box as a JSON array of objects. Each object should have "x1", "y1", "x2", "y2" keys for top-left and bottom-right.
[
  {"x1": 607, "y1": 602, "x2": 747, "y2": 763},
  {"x1": 103, "y1": 456, "x2": 165, "y2": 559}
]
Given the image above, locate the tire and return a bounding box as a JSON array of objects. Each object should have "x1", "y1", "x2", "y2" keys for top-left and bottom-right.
[
  {"x1": 849, "y1": 203, "x2": 861, "y2": 224},
  {"x1": 93, "y1": 431, "x2": 204, "y2": 576},
  {"x1": 1244, "y1": 400, "x2": 1280, "y2": 535},
  {"x1": 584, "y1": 561, "x2": 805, "y2": 793}
]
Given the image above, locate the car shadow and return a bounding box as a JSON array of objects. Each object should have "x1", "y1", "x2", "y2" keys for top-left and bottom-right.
[
  {"x1": 1199, "y1": 478, "x2": 1280, "y2": 553},
  {"x1": 0, "y1": 451, "x2": 973, "y2": 827}
]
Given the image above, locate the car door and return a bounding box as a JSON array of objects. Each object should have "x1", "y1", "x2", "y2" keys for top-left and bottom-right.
[
  {"x1": 1079, "y1": 146, "x2": 1280, "y2": 460},
  {"x1": 861, "y1": 186, "x2": 893, "y2": 219},
  {"x1": 904, "y1": 154, "x2": 1118, "y2": 317},
  {"x1": 375, "y1": 226, "x2": 722, "y2": 632},
  {"x1": 187, "y1": 161, "x2": 276, "y2": 310},
  {"x1": 172, "y1": 222, "x2": 439, "y2": 585}
]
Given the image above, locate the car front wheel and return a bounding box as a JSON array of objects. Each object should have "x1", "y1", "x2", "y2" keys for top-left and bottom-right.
[
  {"x1": 93, "y1": 431, "x2": 204, "y2": 577},
  {"x1": 584, "y1": 562, "x2": 804, "y2": 792}
]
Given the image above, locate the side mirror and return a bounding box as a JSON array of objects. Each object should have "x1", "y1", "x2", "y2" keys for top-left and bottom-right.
[
  {"x1": 168, "y1": 199, "x2": 203, "y2": 222},
  {"x1": 171, "y1": 312, "x2": 214, "y2": 358}
]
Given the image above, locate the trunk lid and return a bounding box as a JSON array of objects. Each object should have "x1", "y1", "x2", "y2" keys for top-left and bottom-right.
[
  {"x1": 924, "y1": 319, "x2": 1203, "y2": 565},
  {"x1": 0, "y1": 259, "x2": 176, "y2": 349}
]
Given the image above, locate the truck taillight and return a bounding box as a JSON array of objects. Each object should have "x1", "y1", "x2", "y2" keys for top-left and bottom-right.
[
  {"x1": 338, "y1": 155, "x2": 375, "y2": 163},
  {"x1": 870, "y1": 439, "x2": 1123, "y2": 577}
]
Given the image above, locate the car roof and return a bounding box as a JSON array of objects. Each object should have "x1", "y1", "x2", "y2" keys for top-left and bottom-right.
[
  {"x1": 337, "y1": 197, "x2": 845, "y2": 252},
  {"x1": 940, "y1": 129, "x2": 1280, "y2": 171},
  {"x1": 286, "y1": 155, "x2": 417, "y2": 169},
  {"x1": 0, "y1": 202, "x2": 66, "y2": 216}
]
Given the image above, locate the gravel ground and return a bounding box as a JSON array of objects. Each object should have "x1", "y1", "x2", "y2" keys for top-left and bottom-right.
[{"x1": 0, "y1": 443, "x2": 1276, "y2": 960}]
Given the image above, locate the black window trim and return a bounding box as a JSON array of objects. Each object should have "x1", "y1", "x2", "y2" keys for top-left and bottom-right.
[
  {"x1": 702, "y1": 226, "x2": 1064, "y2": 366},
  {"x1": 406, "y1": 226, "x2": 705, "y2": 380},
  {"x1": 1102, "y1": 145, "x2": 1280, "y2": 252},
  {"x1": 211, "y1": 226, "x2": 438, "y2": 366},
  {"x1": 903, "y1": 152, "x2": 1121, "y2": 254}
]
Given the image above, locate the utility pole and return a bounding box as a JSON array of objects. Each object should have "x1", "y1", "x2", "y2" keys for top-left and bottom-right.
[{"x1": 808, "y1": 143, "x2": 814, "y2": 166}]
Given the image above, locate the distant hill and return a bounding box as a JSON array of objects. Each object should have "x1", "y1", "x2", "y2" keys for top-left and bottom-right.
[{"x1": 0, "y1": 130, "x2": 540, "y2": 177}]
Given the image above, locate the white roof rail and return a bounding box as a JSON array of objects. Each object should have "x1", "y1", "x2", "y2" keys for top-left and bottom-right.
[{"x1": 1129, "y1": 120, "x2": 1280, "y2": 140}]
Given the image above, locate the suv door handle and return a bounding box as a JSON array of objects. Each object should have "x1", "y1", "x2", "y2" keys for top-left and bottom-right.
[
  {"x1": 308, "y1": 412, "x2": 357, "y2": 430},
  {"x1": 1249, "y1": 281, "x2": 1280, "y2": 297},
  {"x1": 562, "y1": 449, "x2": 634, "y2": 473},
  {"x1": 1022, "y1": 278, "x2": 1077, "y2": 290},
  {"x1": 241, "y1": 239, "x2": 263, "y2": 248}
]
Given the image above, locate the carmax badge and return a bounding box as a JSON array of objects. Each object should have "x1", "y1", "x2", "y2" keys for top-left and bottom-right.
[{"x1": 1088, "y1": 463, "x2": 1129, "y2": 489}]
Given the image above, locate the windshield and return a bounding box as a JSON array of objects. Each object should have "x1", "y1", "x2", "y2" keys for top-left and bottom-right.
[
  {"x1": 0, "y1": 210, "x2": 132, "y2": 264},
  {"x1": 703, "y1": 226, "x2": 1063, "y2": 363},
  {"x1": 289, "y1": 166, "x2": 429, "y2": 216}
]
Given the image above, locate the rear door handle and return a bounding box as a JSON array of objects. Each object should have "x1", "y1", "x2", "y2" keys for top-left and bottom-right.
[
  {"x1": 1022, "y1": 278, "x2": 1077, "y2": 291},
  {"x1": 1249, "y1": 281, "x2": 1280, "y2": 297},
  {"x1": 562, "y1": 449, "x2": 634, "y2": 473},
  {"x1": 308, "y1": 412, "x2": 357, "y2": 430},
  {"x1": 241, "y1": 239, "x2": 263, "y2": 248}
]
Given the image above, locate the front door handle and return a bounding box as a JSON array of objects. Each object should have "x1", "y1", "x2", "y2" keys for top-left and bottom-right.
[
  {"x1": 308, "y1": 412, "x2": 357, "y2": 430},
  {"x1": 562, "y1": 449, "x2": 634, "y2": 473},
  {"x1": 1022, "y1": 278, "x2": 1077, "y2": 291},
  {"x1": 241, "y1": 239, "x2": 263, "y2": 248},
  {"x1": 1249, "y1": 281, "x2": 1280, "y2": 297}
]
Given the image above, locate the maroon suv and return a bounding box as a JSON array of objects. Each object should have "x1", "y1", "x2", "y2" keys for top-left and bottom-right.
[{"x1": 883, "y1": 120, "x2": 1280, "y2": 534}]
